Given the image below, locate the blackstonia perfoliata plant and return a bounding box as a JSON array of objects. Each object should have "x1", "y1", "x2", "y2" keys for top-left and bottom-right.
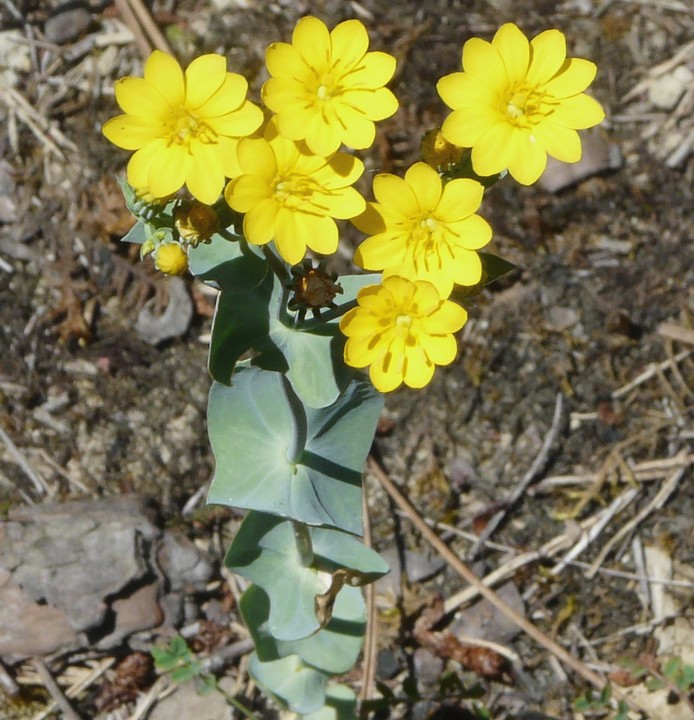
[{"x1": 103, "y1": 16, "x2": 605, "y2": 719}]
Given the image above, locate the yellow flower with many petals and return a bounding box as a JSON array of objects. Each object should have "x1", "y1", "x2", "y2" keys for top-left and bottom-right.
[
  {"x1": 262, "y1": 16, "x2": 399, "y2": 156},
  {"x1": 339, "y1": 276, "x2": 467, "y2": 392},
  {"x1": 224, "y1": 122, "x2": 366, "y2": 265},
  {"x1": 437, "y1": 23, "x2": 605, "y2": 185},
  {"x1": 103, "y1": 50, "x2": 263, "y2": 204},
  {"x1": 353, "y1": 162, "x2": 492, "y2": 298}
]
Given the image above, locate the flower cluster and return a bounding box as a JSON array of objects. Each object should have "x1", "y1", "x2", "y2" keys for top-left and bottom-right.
[{"x1": 103, "y1": 18, "x2": 604, "y2": 394}]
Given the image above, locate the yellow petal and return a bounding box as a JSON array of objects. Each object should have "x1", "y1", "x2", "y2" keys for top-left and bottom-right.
[
  {"x1": 506, "y1": 131, "x2": 547, "y2": 185},
  {"x1": 265, "y1": 42, "x2": 312, "y2": 81},
  {"x1": 321, "y1": 152, "x2": 364, "y2": 187},
  {"x1": 185, "y1": 54, "x2": 227, "y2": 110},
  {"x1": 196, "y1": 73, "x2": 247, "y2": 117},
  {"x1": 305, "y1": 214, "x2": 339, "y2": 256},
  {"x1": 437, "y1": 72, "x2": 497, "y2": 110},
  {"x1": 462, "y1": 37, "x2": 508, "y2": 89},
  {"x1": 550, "y1": 93, "x2": 605, "y2": 130},
  {"x1": 114, "y1": 77, "x2": 170, "y2": 119},
  {"x1": 345, "y1": 52, "x2": 397, "y2": 89},
  {"x1": 225, "y1": 174, "x2": 272, "y2": 212},
  {"x1": 344, "y1": 333, "x2": 384, "y2": 368},
  {"x1": 492, "y1": 23, "x2": 530, "y2": 85},
  {"x1": 217, "y1": 136, "x2": 242, "y2": 178},
  {"x1": 420, "y1": 334, "x2": 457, "y2": 365},
  {"x1": 437, "y1": 177, "x2": 483, "y2": 221},
  {"x1": 144, "y1": 51, "x2": 184, "y2": 108},
  {"x1": 441, "y1": 106, "x2": 503, "y2": 148},
  {"x1": 147, "y1": 144, "x2": 192, "y2": 198},
  {"x1": 243, "y1": 199, "x2": 279, "y2": 246},
  {"x1": 370, "y1": 351, "x2": 404, "y2": 393},
  {"x1": 470, "y1": 122, "x2": 516, "y2": 176},
  {"x1": 411, "y1": 280, "x2": 441, "y2": 316},
  {"x1": 451, "y1": 247, "x2": 483, "y2": 285},
  {"x1": 126, "y1": 140, "x2": 167, "y2": 190},
  {"x1": 341, "y1": 87, "x2": 398, "y2": 121},
  {"x1": 315, "y1": 187, "x2": 365, "y2": 219},
  {"x1": 532, "y1": 122, "x2": 581, "y2": 163},
  {"x1": 293, "y1": 16, "x2": 330, "y2": 73},
  {"x1": 543, "y1": 58, "x2": 597, "y2": 98},
  {"x1": 422, "y1": 301, "x2": 467, "y2": 334},
  {"x1": 206, "y1": 101, "x2": 264, "y2": 137},
  {"x1": 340, "y1": 309, "x2": 381, "y2": 339},
  {"x1": 304, "y1": 113, "x2": 342, "y2": 156},
  {"x1": 237, "y1": 137, "x2": 277, "y2": 177},
  {"x1": 527, "y1": 29, "x2": 566, "y2": 85},
  {"x1": 447, "y1": 214, "x2": 492, "y2": 251},
  {"x1": 333, "y1": 104, "x2": 376, "y2": 150},
  {"x1": 372, "y1": 174, "x2": 419, "y2": 217},
  {"x1": 403, "y1": 344, "x2": 436, "y2": 388},
  {"x1": 352, "y1": 204, "x2": 387, "y2": 235},
  {"x1": 404, "y1": 163, "x2": 442, "y2": 213},
  {"x1": 102, "y1": 115, "x2": 163, "y2": 150},
  {"x1": 273, "y1": 208, "x2": 307, "y2": 265},
  {"x1": 187, "y1": 140, "x2": 225, "y2": 204},
  {"x1": 355, "y1": 232, "x2": 407, "y2": 269},
  {"x1": 382, "y1": 275, "x2": 416, "y2": 306},
  {"x1": 330, "y1": 19, "x2": 369, "y2": 73}
]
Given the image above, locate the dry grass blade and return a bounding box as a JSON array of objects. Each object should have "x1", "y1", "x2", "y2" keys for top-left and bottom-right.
[
  {"x1": 32, "y1": 659, "x2": 81, "y2": 720},
  {"x1": 114, "y1": 0, "x2": 173, "y2": 57},
  {"x1": 368, "y1": 456, "x2": 646, "y2": 713},
  {"x1": 359, "y1": 486, "x2": 378, "y2": 703}
]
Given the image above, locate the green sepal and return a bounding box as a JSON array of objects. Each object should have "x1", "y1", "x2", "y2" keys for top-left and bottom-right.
[
  {"x1": 225, "y1": 512, "x2": 388, "y2": 640},
  {"x1": 188, "y1": 232, "x2": 267, "y2": 293},
  {"x1": 248, "y1": 653, "x2": 328, "y2": 715},
  {"x1": 121, "y1": 221, "x2": 149, "y2": 246},
  {"x1": 303, "y1": 685, "x2": 357, "y2": 720},
  {"x1": 207, "y1": 368, "x2": 383, "y2": 534},
  {"x1": 240, "y1": 583, "x2": 366, "y2": 674}
]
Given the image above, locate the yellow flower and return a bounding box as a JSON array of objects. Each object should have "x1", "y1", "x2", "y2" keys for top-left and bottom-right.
[
  {"x1": 262, "y1": 16, "x2": 398, "y2": 156},
  {"x1": 437, "y1": 23, "x2": 605, "y2": 185},
  {"x1": 224, "y1": 122, "x2": 365, "y2": 265},
  {"x1": 154, "y1": 242, "x2": 188, "y2": 275},
  {"x1": 353, "y1": 162, "x2": 492, "y2": 298},
  {"x1": 339, "y1": 276, "x2": 467, "y2": 392},
  {"x1": 103, "y1": 50, "x2": 263, "y2": 204}
]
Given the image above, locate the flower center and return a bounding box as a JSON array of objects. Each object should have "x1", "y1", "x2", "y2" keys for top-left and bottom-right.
[
  {"x1": 274, "y1": 175, "x2": 321, "y2": 210},
  {"x1": 395, "y1": 313, "x2": 412, "y2": 329},
  {"x1": 504, "y1": 85, "x2": 551, "y2": 128},
  {"x1": 167, "y1": 109, "x2": 216, "y2": 146}
]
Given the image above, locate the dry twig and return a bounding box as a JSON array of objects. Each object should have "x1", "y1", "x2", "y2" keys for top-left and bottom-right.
[
  {"x1": 368, "y1": 456, "x2": 645, "y2": 713},
  {"x1": 32, "y1": 659, "x2": 81, "y2": 720}
]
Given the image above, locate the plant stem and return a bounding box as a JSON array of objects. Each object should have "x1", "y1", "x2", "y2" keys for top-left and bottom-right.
[
  {"x1": 292, "y1": 521, "x2": 314, "y2": 567},
  {"x1": 262, "y1": 244, "x2": 290, "y2": 282}
]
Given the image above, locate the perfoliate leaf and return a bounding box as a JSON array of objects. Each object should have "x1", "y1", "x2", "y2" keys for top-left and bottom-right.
[
  {"x1": 207, "y1": 368, "x2": 383, "y2": 534},
  {"x1": 479, "y1": 251, "x2": 518, "y2": 286},
  {"x1": 188, "y1": 233, "x2": 267, "y2": 293},
  {"x1": 226, "y1": 512, "x2": 388, "y2": 640},
  {"x1": 249, "y1": 652, "x2": 328, "y2": 715},
  {"x1": 240, "y1": 583, "x2": 366, "y2": 674},
  {"x1": 302, "y1": 685, "x2": 357, "y2": 720}
]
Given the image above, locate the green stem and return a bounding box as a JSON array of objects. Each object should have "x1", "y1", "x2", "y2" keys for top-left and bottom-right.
[
  {"x1": 262, "y1": 244, "x2": 290, "y2": 283},
  {"x1": 292, "y1": 521, "x2": 314, "y2": 567},
  {"x1": 299, "y1": 299, "x2": 358, "y2": 330},
  {"x1": 216, "y1": 684, "x2": 262, "y2": 720}
]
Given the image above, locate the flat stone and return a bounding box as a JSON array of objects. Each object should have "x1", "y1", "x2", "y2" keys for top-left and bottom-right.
[
  {"x1": 44, "y1": 5, "x2": 91, "y2": 44},
  {"x1": 539, "y1": 128, "x2": 622, "y2": 193},
  {"x1": 148, "y1": 678, "x2": 235, "y2": 720},
  {"x1": 136, "y1": 277, "x2": 193, "y2": 345},
  {"x1": 648, "y1": 65, "x2": 693, "y2": 111},
  {"x1": 0, "y1": 496, "x2": 213, "y2": 660}
]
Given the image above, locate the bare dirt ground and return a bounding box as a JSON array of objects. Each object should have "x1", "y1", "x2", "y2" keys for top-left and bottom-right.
[{"x1": 1, "y1": 1, "x2": 693, "y2": 718}]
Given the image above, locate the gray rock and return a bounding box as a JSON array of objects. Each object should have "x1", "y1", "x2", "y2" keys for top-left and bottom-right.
[
  {"x1": 539, "y1": 128, "x2": 622, "y2": 193},
  {"x1": 0, "y1": 496, "x2": 214, "y2": 661},
  {"x1": 136, "y1": 277, "x2": 194, "y2": 345},
  {"x1": 148, "y1": 678, "x2": 235, "y2": 720},
  {"x1": 44, "y1": 4, "x2": 91, "y2": 44}
]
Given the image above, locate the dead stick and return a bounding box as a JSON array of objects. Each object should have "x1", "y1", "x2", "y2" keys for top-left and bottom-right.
[
  {"x1": 32, "y1": 659, "x2": 81, "y2": 720},
  {"x1": 469, "y1": 393, "x2": 563, "y2": 559},
  {"x1": 0, "y1": 659, "x2": 19, "y2": 696},
  {"x1": 368, "y1": 456, "x2": 646, "y2": 714},
  {"x1": 359, "y1": 487, "x2": 377, "y2": 703}
]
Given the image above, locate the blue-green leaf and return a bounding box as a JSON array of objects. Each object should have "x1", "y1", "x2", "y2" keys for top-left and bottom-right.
[
  {"x1": 240, "y1": 584, "x2": 365, "y2": 674},
  {"x1": 120, "y1": 221, "x2": 148, "y2": 245},
  {"x1": 249, "y1": 653, "x2": 328, "y2": 715},
  {"x1": 303, "y1": 685, "x2": 357, "y2": 720},
  {"x1": 207, "y1": 367, "x2": 383, "y2": 533},
  {"x1": 226, "y1": 512, "x2": 388, "y2": 640},
  {"x1": 188, "y1": 233, "x2": 267, "y2": 292}
]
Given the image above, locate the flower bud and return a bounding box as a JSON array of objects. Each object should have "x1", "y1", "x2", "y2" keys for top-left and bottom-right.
[{"x1": 154, "y1": 242, "x2": 188, "y2": 276}]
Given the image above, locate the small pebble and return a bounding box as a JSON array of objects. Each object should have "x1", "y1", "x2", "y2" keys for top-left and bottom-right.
[{"x1": 44, "y1": 4, "x2": 91, "y2": 45}]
